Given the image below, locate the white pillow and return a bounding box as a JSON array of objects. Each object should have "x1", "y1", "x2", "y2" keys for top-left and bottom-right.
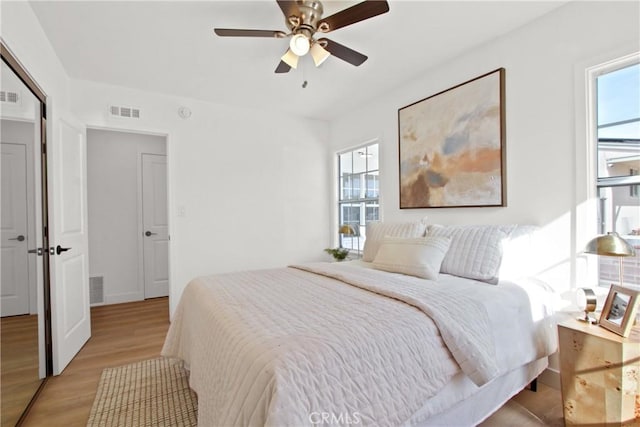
[
  {"x1": 427, "y1": 224, "x2": 516, "y2": 284},
  {"x1": 372, "y1": 236, "x2": 451, "y2": 280},
  {"x1": 499, "y1": 225, "x2": 540, "y2": 280},
  {"x1": 363, "y1": 221, "x2": 427, "y2": 262}
]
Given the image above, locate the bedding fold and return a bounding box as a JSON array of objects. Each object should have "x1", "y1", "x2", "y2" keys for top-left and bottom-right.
[{"x1": 292, "y1": 262, "x2": 501, "y2": 385}]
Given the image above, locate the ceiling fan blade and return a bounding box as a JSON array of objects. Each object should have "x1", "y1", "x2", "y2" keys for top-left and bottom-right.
[
  {"x1": 318, "y1": 38, "x2": 367, "y2": 66},
  {"x1": 214, "y1": 29, "x2": 287, "y2": 38},
  {"x1": 275, "y1": 60, "x2": 292, "y2": 73},
  {"x1": 317, "y1": 0, "x2": 389, "y2": 33},
  {"x1": 276, "y1": 0, "x2": 300, "y2": 19}
]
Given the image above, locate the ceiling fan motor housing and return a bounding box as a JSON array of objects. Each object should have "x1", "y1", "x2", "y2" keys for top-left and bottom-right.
[{"x1": 287, "y1": 0, "x2": 325, "y2": 38}]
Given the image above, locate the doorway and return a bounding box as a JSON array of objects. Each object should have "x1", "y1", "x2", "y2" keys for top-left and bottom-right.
[{"x1": 86, "y1": 129, "x2": 168, "y2": 305}]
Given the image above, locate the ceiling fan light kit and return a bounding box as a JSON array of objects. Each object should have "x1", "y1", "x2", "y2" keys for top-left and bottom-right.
[
  {"x1": 310, "y1": 42, "x2": 330, "y2": 67},
  {"x1": 289, "y1": 33, "x2": 310, "y2": 56},
  {"x1": 281, "y1": 49, "x2": 299, "y2": 69},
  {"x1": 214, "y1": 0, "x2": 389, "y2": 74}
]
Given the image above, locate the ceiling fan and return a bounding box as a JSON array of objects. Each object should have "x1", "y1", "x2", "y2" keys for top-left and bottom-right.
[{"x1": 214, "y1": 0, "x2": 390, "y2": 73}]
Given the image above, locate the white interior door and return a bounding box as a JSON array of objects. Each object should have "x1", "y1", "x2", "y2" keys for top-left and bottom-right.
[
  {"x1": 141, "y1": 153, "x2": 168, "y2": 299},
  {"x1": 49, "y1": 117, "x2": 91, "y2": 374},
  {"x1": 1, "y1": 143, "x2": 30, "y2": 316}
]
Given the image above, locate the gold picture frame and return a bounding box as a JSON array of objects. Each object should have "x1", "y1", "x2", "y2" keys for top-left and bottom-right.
[{"x1": 599, "y1": 284, "x2": 640, "y2": 337}]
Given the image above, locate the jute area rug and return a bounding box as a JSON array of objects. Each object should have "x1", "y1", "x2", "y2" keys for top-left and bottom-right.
[{"x1": 87, "y1": 357, "x2": 197, "y2": 427}]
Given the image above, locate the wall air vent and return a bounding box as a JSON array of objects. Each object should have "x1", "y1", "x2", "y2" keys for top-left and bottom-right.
[
  {"x1": 109, "y1": 105, "x2": 141, "y2": 119},
  {"x1": 0, "y1": 90, "x2": 21, "y2": 105}
]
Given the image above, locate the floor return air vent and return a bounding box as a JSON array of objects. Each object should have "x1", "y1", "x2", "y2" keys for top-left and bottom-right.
[{"x1": 90, "y1": 276, "x2": 104, "y2": 305}]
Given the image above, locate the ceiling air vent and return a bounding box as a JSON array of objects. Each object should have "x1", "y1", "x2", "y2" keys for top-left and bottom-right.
[
  {"x1": 0, "y1": 90, "x2": 21, "y2": 105},
  {"x1": 109, "y1": 105, "x2": 141, "y2": 119}
]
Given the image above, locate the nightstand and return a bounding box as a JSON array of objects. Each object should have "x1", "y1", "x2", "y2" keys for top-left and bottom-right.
[{"x1": 558, "y1": 318, "x2": 640, "y2": 426}]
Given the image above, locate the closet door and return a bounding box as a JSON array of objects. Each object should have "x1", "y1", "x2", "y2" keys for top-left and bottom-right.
[{"x1": 1, "y1": 42, "x2": 49, "y2": 426}]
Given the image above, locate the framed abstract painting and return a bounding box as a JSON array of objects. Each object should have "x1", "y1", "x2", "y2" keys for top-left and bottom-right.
[{"x1": 398, "y1": 68, "x2": 506, "y2": 208}]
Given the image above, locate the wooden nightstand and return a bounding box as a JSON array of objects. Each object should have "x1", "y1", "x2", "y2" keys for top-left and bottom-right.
[{"x1": 558, "y1": 318, "x2": 640, "y2": 426}]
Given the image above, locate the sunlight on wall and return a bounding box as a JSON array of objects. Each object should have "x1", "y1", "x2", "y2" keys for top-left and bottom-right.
[
  {"x1": 529, "y1": 195, "x2": 639, "y2": 314},
  {"x1": 524, "y1": 196, "x2": 604, "y2": 312},
  {"x1": 532, "y1": 212, "x2": 573, "y2": 310}
]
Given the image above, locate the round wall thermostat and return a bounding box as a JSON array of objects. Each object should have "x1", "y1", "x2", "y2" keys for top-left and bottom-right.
[
  {"x1": 178, "y1": 106, "x2": 192, "y2": 119},
  {"x1": 576, "y1": 288, "x2": 597, "y2": 324}
]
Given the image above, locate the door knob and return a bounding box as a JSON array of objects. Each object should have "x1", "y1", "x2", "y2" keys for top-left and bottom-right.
[
  {"x1": 145, "y1": 231, "x2": 157, "y2": 237},
  {"x1": 9, "y1": 235, "x2": 25, "y2": 242},
  {"x1": 56, "y1": 245, "x2": 71, "y2": 255}
]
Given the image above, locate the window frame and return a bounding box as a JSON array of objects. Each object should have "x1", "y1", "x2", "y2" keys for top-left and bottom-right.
[
  {"x1": 585, "y1": 52, "x2": 640, "y2": 288},
  {"x1": 336, "y1": 142, "x2": 380, "y2": 253}
]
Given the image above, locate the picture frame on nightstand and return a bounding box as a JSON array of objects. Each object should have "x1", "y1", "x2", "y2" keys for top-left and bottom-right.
[{"x1": 599, "y1": 284, "x2": 640, "y2": 337}]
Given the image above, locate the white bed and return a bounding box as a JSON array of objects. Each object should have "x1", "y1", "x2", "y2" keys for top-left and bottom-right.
[{"x1": 162, "y1": 223, "x2": 557, "y2": 426}]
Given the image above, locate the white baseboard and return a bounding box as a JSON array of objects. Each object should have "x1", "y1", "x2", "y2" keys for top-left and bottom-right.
[
  {"x1": 539, "y1": 367, "x2": 561, "y2": 390},
  {"x1": 105, "y1": 292, "x2": 145, "y2": 305}
]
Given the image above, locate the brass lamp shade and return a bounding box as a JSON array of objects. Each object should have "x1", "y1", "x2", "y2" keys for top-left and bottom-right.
[
  {"x1": 339, "y1": 224, "x2": 355, "y2": 235},
  {"x1": 584, "y1": 232, "x2": 636, "y2": 257}
]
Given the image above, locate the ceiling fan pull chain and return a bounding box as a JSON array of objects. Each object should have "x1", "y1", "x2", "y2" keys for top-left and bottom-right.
[{"x1": 301, "y1": 59, "x2": 308, "y2": 89}]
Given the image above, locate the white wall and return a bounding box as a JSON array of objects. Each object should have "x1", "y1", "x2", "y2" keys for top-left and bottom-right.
[
  {"x1": 328, "y1": 1, "x2": 640, "y2": 307},
  {"x1": 87, "y1": 129, "x2": 166, "y2": 304},
  {"x1": 1, "y1": 3, "x2": 71, "y2": 110},
  {"x1": 71, "y1": 80, "x2": 331, "y2": 314},
  {"x1": 3, "y1": 1, "x2": 331, "y2": 318}
]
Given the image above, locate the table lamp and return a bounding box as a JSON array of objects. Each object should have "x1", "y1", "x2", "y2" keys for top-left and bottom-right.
[
  {"x1": 339, "y1": 224, "x2": 355, "y2": 248},
  {"x1": 584, "y1": 231, "x2": 636, "y2": 287}
]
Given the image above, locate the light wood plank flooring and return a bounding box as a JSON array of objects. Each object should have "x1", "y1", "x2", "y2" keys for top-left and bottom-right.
[
  {"x1": 19, "y1": 297, "x2": 563, "y2": 426},
  {"x1": 20, "y1": 298, "x2": 169, "y2": 427},
  {"x1": 1, "y1": 314, "x2": 41, "y2": 427}
]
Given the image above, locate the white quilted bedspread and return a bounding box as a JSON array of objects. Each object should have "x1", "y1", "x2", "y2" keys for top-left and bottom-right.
[{"x1": 162, "y1": 262, "x2": 554, "y2": 426}]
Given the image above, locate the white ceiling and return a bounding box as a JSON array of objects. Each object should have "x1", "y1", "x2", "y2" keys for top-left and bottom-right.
[{"x1": 28, "y1": 0, "x2": 567, "y2": 121}]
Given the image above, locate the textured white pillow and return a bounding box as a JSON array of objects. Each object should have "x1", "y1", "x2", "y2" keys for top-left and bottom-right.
[
  {"x1": 362, "y1": 221, "x2": 427, "y2": 262},
  {"x1": 372, "y1": 236, "x2": 451, "y2": 280},
  {"x1": 427, "y1": 224, "x2": 516, "y2": 284}
]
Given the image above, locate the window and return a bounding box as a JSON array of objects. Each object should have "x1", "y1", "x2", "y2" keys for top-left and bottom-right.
[
  {"x1": 338, "y1": 143, "x2": 379, "y2": 253},
  {"x1": 594, "y1": 60, "x2": 640, "y2": 286}
]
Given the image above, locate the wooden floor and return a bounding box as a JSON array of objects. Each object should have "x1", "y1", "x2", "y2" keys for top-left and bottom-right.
[
  {"x1": 1, "y1": 314, "x2": 42, "y2": 427},
  {"x1": 20, "y1": 297, "x2": 169, "y2": 427},
  {"x1": 19, "y1": 297, "x2": 564, "y2": 426}
]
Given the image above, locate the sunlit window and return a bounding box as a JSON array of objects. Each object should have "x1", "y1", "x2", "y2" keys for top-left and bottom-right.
[
  {"x1": 595, "y1": 61, "x2": 640, "y2": 286},
  {"x1": 338, "y1": 143, "x2": 379, "y2": 253}
]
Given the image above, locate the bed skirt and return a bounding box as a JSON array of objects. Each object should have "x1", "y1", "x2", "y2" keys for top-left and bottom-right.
[{"x1": 412, "y1": 357, "x2": 548, "y2": 426}]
